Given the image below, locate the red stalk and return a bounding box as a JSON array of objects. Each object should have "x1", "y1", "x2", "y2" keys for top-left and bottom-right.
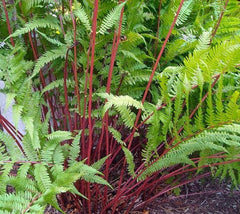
[
  {"x1": 70, "y1": 0, "x2": 82, "y2": 129},
  {"x1": 211, "y1": 0, "x2": 229, "y2": 39},
  {"x1": 87, "y1": 0, "x2": 99, "y2": 164},
  {"x1": 81, "y1": 47, "x2": 91, "y2": 159},
  {"x1": 0, "y1": 115, "x2": 25, "y2": 156},
  {"x1": 102, "y1": 1, "x2": 125, "y2": 206},
  {"x1": 2, "y1": 0, "x2": 15, "y2": 47},
  {"x1": 87, "y1": 1, "x2": 99, "y2": 212},
  {"x1": 63, "y1": 49, "x2": 73, "y2": 132},
  {"x1": 153, "y1": 0, "x2": 162, "y2": 57}
]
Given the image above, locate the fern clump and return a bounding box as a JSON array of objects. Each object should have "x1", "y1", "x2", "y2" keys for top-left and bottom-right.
[{"x1": 0, "y1": 0, "x2": 240, "y2": 213}]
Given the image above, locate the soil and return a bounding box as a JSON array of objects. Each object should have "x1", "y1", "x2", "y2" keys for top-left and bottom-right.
[
  {"x1": 45, "y1": 179, "x2": 240, "y2": 214},
  {"x1": 145, "y1": 179, "x2": 240, "y2": 214}
]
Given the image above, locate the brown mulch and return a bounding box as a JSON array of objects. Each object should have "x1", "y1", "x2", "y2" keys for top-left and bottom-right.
[
  {"x1": 145, "y1": 179, "x2": 240, "y2": 214},
  {"x1": 45, "y1": 179, "x2": 240, "y2": 214}
]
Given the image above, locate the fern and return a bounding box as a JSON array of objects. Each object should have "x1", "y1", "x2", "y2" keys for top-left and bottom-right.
[
  {"x1": 122, "y1": 146, "x2": 136, "y2": 177},
  {"x1": 36, "y1": 30, "x2": 64, "y2": 46},
  {"x1": 5, "y1": 16, "x2": 60, "y2": 41},
  {"x1": 139, "y1": 124, "x2": 240, "y2": 181},
  {"x1": 31, "y1": 45, "x2": 67, "y2": 79},
  {"x1": 108, "y1": 127, "x2": 125, "y2": 146},
  {"x1": 98, "y1": 93, "x2": 144, "y2": 128},
  {"x1": 176, "y1": 0, "x2": 194, "y2": 26},
  {"x1": 73, "y1": 1, "x2": 91, "y2": 32},
  {"x1": 98, "y1": 2, "x2": 126, "y2": 35},
  {"x1": 68, "y1": 131, "x2": 82, "y2": 165}
]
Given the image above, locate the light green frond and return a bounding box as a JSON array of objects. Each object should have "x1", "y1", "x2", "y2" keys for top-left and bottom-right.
[
  {"x1": 122, "y1": 146, "x2": 136, "y2": 177},
  {"x1": 196, "y1": 30, "x2": 211, "y2": 51},
  {"x1": 226, "y1": 91, "x2": 240, "y2": 121},
  {"x1": 91, "y1": 155, "x2": 111, "y2": 171},
  {"x1": 98, "y1": 2, "x2": 126, "y2": 35},
  {"x1": 176, "y1": 0, "x2": 194, "y2": 26},
  {"x1": 108, "y1": 127, "x2": 125, "y2": 145},
  {"x1": 0, "y1": 132, "x2": 22, "y2": 161},
  {"x1": 99, "y1": 93, "x2": 144, "y2": 115},
  {"x1": 31, "y1": 45, "x2": 67, "y2": 79},
  {"x1": 46, "y1": 130, "x2": 73, "y2": 141},
  {"x1": 34, "y1": 164, "x2": 52, "y2": 192},
  {"x1": 5, "y1": 16, "x2": 60, "y2": 41},
  {"x1": 73, "y1": 2, "x2": 91, "y2": 32},
  {"x1": 12, "y1": 104, "x2": 23, "y2": 130},
  {"x1": 36, "y1": 30, "x2": 64, "y2": 46},
  {"x1": 69, "y1": 131, "x2": 82, "y2": 165}
]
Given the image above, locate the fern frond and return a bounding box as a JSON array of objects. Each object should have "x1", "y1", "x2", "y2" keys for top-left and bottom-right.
[
  {"x1": 12, "y1": 104, "x2": 23, "y2": 130},
  {"x1": 73, "y1": 2, "x2": 91, "y2": 32},
  {"x1": 176, "y1": 0, "x2": 194, "y2": 26},
  {"x1": 91, "y1": 155, "x2": 111, "y2": 171},
  {"x1": 196, "y1": 30, "x2": 211, "y2": 51},
  {"x1": 31, "y1": 45, "x2": 67, "y2": 79},
  {"x1": 226, "y1": 91, "x2": 240, "y2": 121},
  {"x1": 108, "y1": 127, "x2": 125, "y2": 145},
  {"x1": 34, "y1": 164, "x2": 51, "y2": 192},
  {"x1": 5, "y1": 16, "x2": 60, "y2": 41},
  {"x1": 122, "y1": 146, "x2": 136, "y2": 177},
  {"x1": 0, "y1": 132, "x2": 21, "y2": 161},
  {"x1": 46, "y1": 130, "x2": 73, "y2": 141},
  {"x1": 99, "y1": 93, "x2": 144, "y2": 116},
  {"x1": 98, "y1": 2, "x2": 126, "y2": 35},
  {"x1": 21, "y1": 0, "x2": 55, "y2": 13},
  {"x1": 68, "y1": 131, "x2": 82, "y2": 165},
  {"x1": 36, "y1": 30, "x2": 64, "y2": 46}
]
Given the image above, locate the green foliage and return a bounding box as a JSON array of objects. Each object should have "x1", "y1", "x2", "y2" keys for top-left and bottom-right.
[
  {"x1": 0, "y1": 0, "x2": 240, "y2": 212},
  {"x1": 98, "y1": 2, "x2": 126, "y2": 35}
]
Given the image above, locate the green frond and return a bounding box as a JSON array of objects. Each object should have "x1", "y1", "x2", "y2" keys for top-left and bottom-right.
[
  {"x1": 36, "y1": 30, "x2": 64, "y2": 46},
  {"x1": 17, "y1": 163, "x2": 31, "y2": 178},
  {"x1": 34, "y1": 164, "x2": 52, "y2": 192},
  {"x1": 115, "y1": 105, "x2": 136, "y2": 129},
  {"x1": 21, "y1": 0, "x2": 55, "y2": 13},
  {"x1": 196, "y1": 30, "x2": 211, "y2": 51},
  {"x1": 73, "y1": 2, "x2": 91, "y2": 32},
  {"x1": 98, "y1": 2, "x2": 126, "y2": 35},
  {"x1": 120, "y1": 32, "x2": 146, "y2": 50},
  {"x1": 99, "y1": 93, "x2": 144, "y2": 115},
  {"x1": 5, "y1": 16, "x2": 60, "y2": 41},
  {"x1": 0, "y1": 132, "x2": 21, "y2": 161},
  {"x1": 46, "y1": 130, "x2": 73, "y2": 141},
  {"x1": 4, "y1": 93, "x2": 16, "y2": 112},
  {"x1": 139, "y1": 123, "x2": 240, "y2": 181},
  {"x1": 68, "y1": 131, "x2": 82, "y2": 165},
  {"x1": 53, "y1": 145, "x2": 64, "y2": 165},
  {"x1": 41, "y1": 79, "x2": 64, "y2": 95},
  {"x1": 176, "y1": 0, "x2": 194, "y2": 26},
  {"x1": 120, "y1": 50, "x2": 144, "y2": 65},
  {"x1": 98, "y1": 93, "x2": 144, "y2": 128},
  {"x1": 122, "y1": 146, "x2": 136, "y2": 177},
  {"x1": 22, "y1": 134, "x2": 39, "y2": 161},
  {"x1": 12, "y1": 105, "x2": 23, "y2": 130},
  {"x1": 226, "y1": 91, "x2": 240, "y2": 121},
  {"x1": 91, "y1": 155, "x2": 111, "y2": 171},
  {"x1": 108, "y1": 127, "x2": 125, "y2": 145},
  {"x1": 22, "y1": 116, "x2": 34, "y2": 140},
  {"x1": 31, "y1": 45, "x2": 67, "y2": 79}
]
